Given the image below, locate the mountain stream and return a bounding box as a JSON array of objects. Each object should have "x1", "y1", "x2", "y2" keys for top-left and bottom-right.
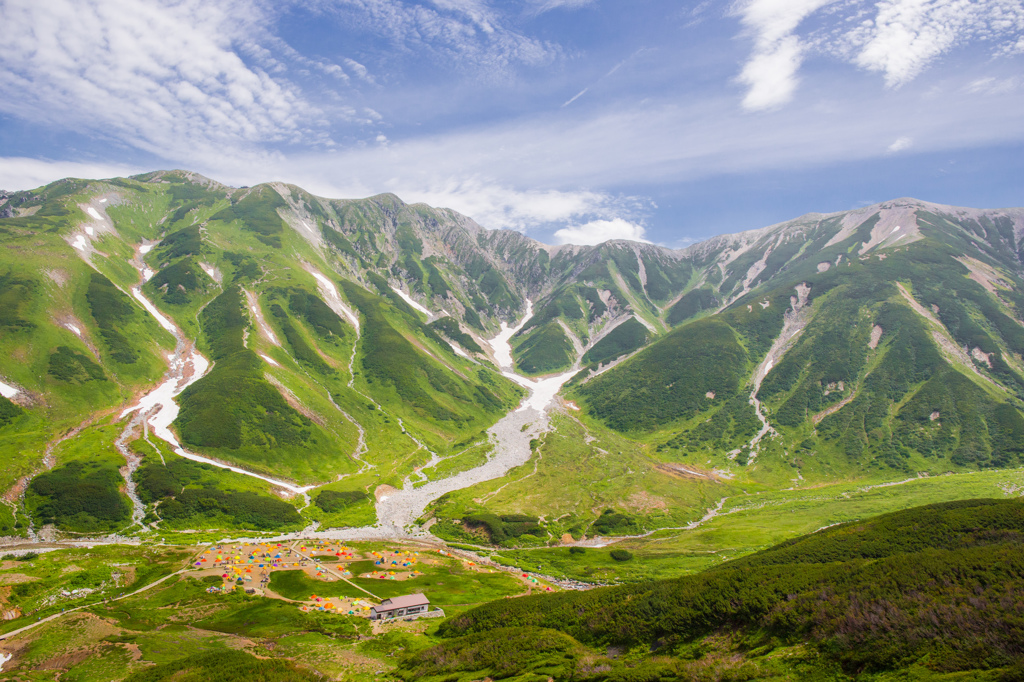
[{"x1": 121, "y1": 263, "x2": 576, "y2": 539}]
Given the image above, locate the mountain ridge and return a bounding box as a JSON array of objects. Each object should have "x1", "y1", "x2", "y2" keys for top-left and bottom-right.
[{"x1": 2, "y1": 170, "x2": 1024, "y2": 548}]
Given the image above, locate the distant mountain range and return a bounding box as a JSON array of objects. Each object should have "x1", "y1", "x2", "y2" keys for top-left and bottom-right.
[{"x1": 1, "y1": 170, "x2": 1023, "y2": 541}]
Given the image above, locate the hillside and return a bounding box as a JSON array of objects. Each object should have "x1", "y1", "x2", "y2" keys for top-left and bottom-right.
[
  {"x1": 0, "y1": 172, "x2": 1023, "y2": 546},
  {"x1": 404, "y1": 498, "x2": 1024, "y2": 681}
]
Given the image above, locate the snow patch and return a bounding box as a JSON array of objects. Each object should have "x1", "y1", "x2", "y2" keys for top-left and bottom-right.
[
  {"x1": 486, "y1": 300, "x2": 533, "y2": 369},
  {"x1": 139, "y1": 244, "x2": 152, "y2": 254},
  {"x1": 142, "y1": 268, "x2": 155, "y2": 282},
  {"x1": 0, "y1": 380, "x2": 19, "y2": 399},
  {"x1": 308, "y1": 269, "x2": 360, "y2": 331},
  {"x1": 86, "y1": 207, "x2": 103, "y2": 221},
  {"x1": 260, "y1": 353, "x2": 281, "y2": 367},
  {"x1": 72, "y1": 235, "x2": 88, "y2": 251},
  {"x1": 65, "y1": 323, "x2": 82, "y2": 336},
  {"x1": 99, "y1": 198, "x2": 108, "y2": 203},
  {"x1": 508, "y1": 370, "x2": 578, "y2": 413},
  {"x1": 131, "y1": 288, "x2": 175, "y2": 333},
  {"x1": 452, "y1": 344, "x2": 469, "y2": 358},
  {"x1": 84, "y1": 225, "x2": 95, "y2": 236},
  {"x1": 245, "y1": 291, "x2": 280, "y2": 347},
  {"x1": 395, "y1": 288, "x2": 431, "y2": 317}
]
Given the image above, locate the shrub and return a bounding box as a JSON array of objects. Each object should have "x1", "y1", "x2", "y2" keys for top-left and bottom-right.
[
  {"x1": 86, "y1": 272, "x2": 140, "y2": 363},
  {"x1": 315, "y1": 489, "x2": 368, "y2": 514},
  {"x1": 48, "y1": 346, "x2": 106, "y2": 383},
  {"x1": 610, "y1": 549, "x2": 633, "y2": 562}
]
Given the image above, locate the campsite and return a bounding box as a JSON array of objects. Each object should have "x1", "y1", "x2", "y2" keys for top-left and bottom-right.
[{"x1": 0, "y1": 539, "x2": 557, "y2": 678}]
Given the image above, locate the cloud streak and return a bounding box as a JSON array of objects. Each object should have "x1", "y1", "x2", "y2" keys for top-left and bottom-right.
[
  {"x1": 0, "y1": 0, "x2": 321, "y2": 160},
  {"x1": 734, "y1": 0, "x2": 1024, "y2": 109}
]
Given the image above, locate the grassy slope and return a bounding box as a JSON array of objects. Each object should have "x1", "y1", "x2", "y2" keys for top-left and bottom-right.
[{"x1": 406, "y1": 498, "x2": 1024, "y2": 682}]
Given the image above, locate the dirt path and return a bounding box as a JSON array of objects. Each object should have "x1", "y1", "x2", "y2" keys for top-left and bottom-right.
[{"x1": 0, "y1": 567, "x2": 189, "y2": 642}]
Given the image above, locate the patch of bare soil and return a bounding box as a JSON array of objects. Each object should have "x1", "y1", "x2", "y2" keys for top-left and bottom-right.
[
  {"x1": 374, "y1": 485, "x2": 398, "y2": 502},
  {"x1": 625, "y1": 491, "x2": 668, "y2": 512}
]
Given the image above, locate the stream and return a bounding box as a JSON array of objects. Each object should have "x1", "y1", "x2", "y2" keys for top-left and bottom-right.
[{"x1": 112, "y1": 257, "x2": 576, "y2": 540}]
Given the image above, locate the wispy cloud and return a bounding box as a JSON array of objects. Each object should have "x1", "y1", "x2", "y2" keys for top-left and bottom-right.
[
  {"x1": 310, "y1": 0, "x2": 560, "y2": 72},
  {"x1": 0, "y1": 0, "x2": 325, "y2": 165},
  {"x1": 562, "y1": 87, "x2": 589, "y2": 107},
  {"x1": 844, "y1": 0, "x2": 1024, "y2": 87},
  {"x1": 886, "y1": 135, "x2": 912, "y2": 153},
  {"x1": 0, "y1": 157, "x2": 143, "y2": 191},
  {"x1": 734, "y1": 0, "x2": 1024, "y2": 109},
  {"x1": 526, "y1": 0, "x2": 598, "y2": 15}
]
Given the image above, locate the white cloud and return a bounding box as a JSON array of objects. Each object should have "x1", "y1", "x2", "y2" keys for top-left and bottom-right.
[
  {"x1": 0, "y1": 0, "x2": 322, "y2": 166},
  {"x1": 738, "y1": 34, "x2": 805, "y2": 110},
  {"x1": 734, "y1": 0, "x2": 1024, "y2": 108},
  {"x1": 845, "y1": 0, "x2": 1024, "y2": 88},
  {"x1": 553, "y1": 218, "x2": 648, "y2": 245},
  {"x1": 393, "y1": 177, "x2": 637, "y2": 233},
  {"x1": 734, "y1": 0, "x2": 838, "y2": 111},
  {"x1": 0, "y1": 157, "x2": 144, "y2": 191},
  {"x1": 886, "y1": 135, "x2": 912, "y2": 153}
]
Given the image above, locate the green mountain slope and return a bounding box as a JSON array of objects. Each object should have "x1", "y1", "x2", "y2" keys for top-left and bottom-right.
[
  {"x1": 3, "y1": 171, "x2": 1024, "y2": 542},
  {"x1": 406, "y1": 498, "x2": 1024, "y2": 681}
]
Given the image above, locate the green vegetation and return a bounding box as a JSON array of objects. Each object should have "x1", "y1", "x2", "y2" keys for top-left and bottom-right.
[
  {"x1": 210, "y1": 187, "x2": 287, "y2": 248},
  {"x1": 0, "y1": 394, "x2": 22, "y2": 428},
  {"x1": 514, "y1": 321, "x2": 575, "y2": 375},
  {"x1": 314, "y1": 489, "x2": 369, "y2": 513},
  {"x1": 282, "y1": 287, "x2": 348, "y2": 340},
  {"x1": 341, "y1": 279, "x2": 509, "y2": 425},
  {"x1": 418, "y1": 499, "x2": 1024, "y2": 681},
  {"x1": 86, "y1": 271, "x2": 141, "y2": 363},
  {"x1": 581, "y1": 317, "x2": 649, "y2": 366},
  {"x1": 48, "y1": 344, "x2": 107, "y2": 383},
  {"x1": 575, "y1": 317, "x2": 747, "y2": 432},
  {"x1": 460, "y1": 513, "x2": 545, "y2": 544},
  {"x1": 521, "y1": 287, "x2": 584, "y2": 333},
  {"x1": 174, "y1": 286, "x2": 339, "y2": 481},
  {"x1": 124, "y1": 650, "x2": 322, "y2": 682},
  {"x1": 156, "y1": 224, "x2": 201, "y2": 259},
  {"x1": 666, "y1": 287, "x2": 719, "y2": 325},
  {"x1": 27, "y1": 459, "x2": 130, "y2": 532},
  {"x1": 590, "y1": 508, "x2": 641, "y2": 535},
  {"x1": 269, "y1": 301, "x2": 333, "y2": 374},
  {"x1": 147, "y1": 258, "x2": 207, "y2": 306},
  {"x1": 398, "y1": 627, "x2": 582, "y2": 682},
  {"x1": 0, "y1": 271, "x2": 37, "y2": 331},
  {"x1": 135, "y1": 456, "x2": 302, "y2": 530},
  {"x1": 430, "y1": 316, "x2": 483, "y2": 353}
]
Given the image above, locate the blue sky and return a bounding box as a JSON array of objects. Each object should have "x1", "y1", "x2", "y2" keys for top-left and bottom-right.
[{"x1": 1, "y1": 0, "x2": 1022, "y2": 246}]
